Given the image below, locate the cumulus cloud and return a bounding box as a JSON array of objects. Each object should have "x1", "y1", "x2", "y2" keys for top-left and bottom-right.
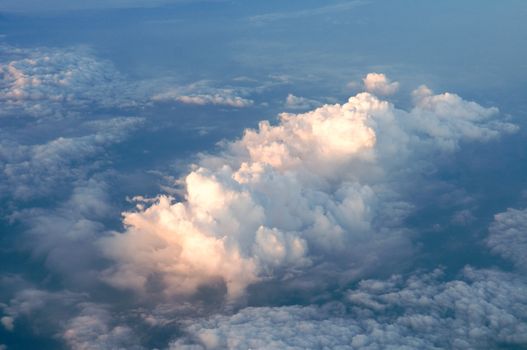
[
  {"x1": 100, "y1": 79, "x2": 516, "y2": 302},
  {"x1": 0, "y1": 44, "x2": 137, "y2": 119},
  {"x1": 487, "y1": 207, "x2": 527, "y2": 271},
  {"x1": 171, "y1": 268, "x2": 527, "y2": 349},
  {"x1": 2, "y1": 66, "x2": 522, "y2": 349},
  {"x1": 284, "y1": 94, "x2": 321, "y2": 110},
  {"x1": 362, "y1": 73, "x2": 400, "y2": 96},
  {"x1": 404, "y1": 85, "x2": 517, "y2": 151}
]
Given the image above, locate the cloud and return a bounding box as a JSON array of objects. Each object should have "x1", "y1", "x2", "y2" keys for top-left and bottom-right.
[
  {"x1": 0, "y1": 43, "x2": 263, "y2": 118},
  {"x1": 284, "y1": 94, "x2": 321, "y2": 110},
  {"x1": 14, "y1": 179, "x2": 117, "y2": 287},
  {"x1": 171, "y1": 268, "x2": 527, "y2": 349},
  {"x1": 0, "y1": 316, "x2": 14, "y2": 331},
  {"x1": 176, "y1": 94, "x2": 253, "y2": 107},
  {"x1": 249, "y1": 1, "x2": 366, "y2": 23},
  {"x1": 0, "y1": 288, "x2": 85, "y2": 336},
  {"x1": 487, "y1": 207, "x2": 527, "y2": 271},
  {"x1": 0, "y1": 117, "x2": 143, "y2": 201},
  {"x1": 62, "y1": 303, "x2": 144, "y2": 350},
  {"x1": 0, "y1": 286, "x2": 144, "y2": 350},
  {"x1": 362, "y1": 73, "x2": 400, "y2": 96},
  {"x1": 1, "y1": 67, "x2": 522, "y2": 349},
  {"x1": 0, "y1": 44, "x2": 137, "y2": 119},
  {"x1": 152, "y1": 83, "x2": 253, "y2": 108},
  {"x1": 408, "y1": 85, "x2": 518, "y2": 150},
  {"x1": 100, "y1": 78, "x2": 515, "y2": 302}
]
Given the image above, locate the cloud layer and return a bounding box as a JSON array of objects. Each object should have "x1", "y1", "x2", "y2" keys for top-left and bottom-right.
[
  {"x1": 0, "y1": 117, "x2": 143, "y2": 201},
  {"x1": 0, "y1": 44, "x2": 137, "y2": 119},
  {"x1": 172, "y1": 267, "x2": 527, "y2": 349}
]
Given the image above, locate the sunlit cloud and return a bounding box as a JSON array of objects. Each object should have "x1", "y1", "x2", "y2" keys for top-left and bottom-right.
[
  {"x1": 1, "y1": 1, "x2": 526, "y2": 348},
  {"x1": 152, "y1": 83, "x2": 254, "y2": 108},
  {"x1": 362, "y1": 73, "x2": 400, "y2": 96},
  {"x1": 100, "y1": 77, "x2": 516, "y2": 302}
]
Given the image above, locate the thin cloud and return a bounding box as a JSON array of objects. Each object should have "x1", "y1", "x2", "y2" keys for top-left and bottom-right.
[
  {"x1": 284, "y1": 94, "x2": 321, "y2": 110},
  {"x1": 249, "y1": 1, "x2": 368, "y2": 23}
]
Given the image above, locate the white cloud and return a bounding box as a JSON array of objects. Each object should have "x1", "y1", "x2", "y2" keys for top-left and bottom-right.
[
  {"x1": 0, "y1": 44, "x2": 138, "y2": 119},
  {"x1": 152, "y1": 83, "x2": 253, "y2": 108},
  {"x1": 284, "y1": 94, "x2": 320, "y2": 110},
  {"x1": 408, "y1": 85, "x2": 518, "y2": 150},
  {"x1": 362, "y1": 73, "x2": 400, "y2": 96},
  {"x1": 2, "y1": 70, "x2": 520, "y2": 349},
  {"x1": 62, "y1": 303, "x2": 144, "y2": 350},
  {"x1": 100, "y1": 80, "x2": 516, "y2": 302},
  {"x1": 176, "y1": 94, "x2": 253, "y2": 107},
  {"x1": 0, "y1": 117, "x2": 143, "y2": 200},
  {"x1": 487, "y1": 207, "x2": 527, "y2": 271},
  {"x1": 171, "y1": 268, "x2": 527, "y2": 349}
]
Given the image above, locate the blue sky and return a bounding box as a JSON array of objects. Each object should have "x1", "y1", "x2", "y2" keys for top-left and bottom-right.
[{"x1": 1, "y1": 1, "x2": 527, "y2": 349}]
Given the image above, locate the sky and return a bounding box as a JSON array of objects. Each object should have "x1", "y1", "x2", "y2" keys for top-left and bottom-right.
[{"x1": 1, "y1": 1, "x2": 527, "y2": 349}]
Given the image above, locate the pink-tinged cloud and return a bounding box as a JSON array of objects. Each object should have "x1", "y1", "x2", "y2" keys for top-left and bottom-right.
[{"x1": 100, "y1": 76, "x2": 517, "y2": 302}]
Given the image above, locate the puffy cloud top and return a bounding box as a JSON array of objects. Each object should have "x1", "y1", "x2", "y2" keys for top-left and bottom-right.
[
  {"x1": 100, "y1": 80, "x2": 516, "y2": 302},
  {"x1": 362, "y1": 73, "x2": 400, "y2": 96}
]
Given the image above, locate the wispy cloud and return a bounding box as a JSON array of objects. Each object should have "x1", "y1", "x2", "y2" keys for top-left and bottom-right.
[
  {"x1": 249, "y1": 1, "x2": 368, "y2": 23},
  {"x1": 151, "y1": 78, "x2": 257, "y2": 107}
]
